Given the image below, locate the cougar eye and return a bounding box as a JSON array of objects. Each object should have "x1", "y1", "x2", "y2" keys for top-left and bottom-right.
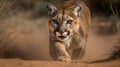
[
  {"x1": 66, "y1": 20, "x2": 72, "y2": 24},
  {"x1": 52, "y1": 20, "x2": 59, "y2": 24}
]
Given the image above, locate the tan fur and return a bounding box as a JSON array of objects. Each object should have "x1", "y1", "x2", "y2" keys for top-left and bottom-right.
[{"x1": 47, "y1": 0, "x2": 91, "y2": 62}]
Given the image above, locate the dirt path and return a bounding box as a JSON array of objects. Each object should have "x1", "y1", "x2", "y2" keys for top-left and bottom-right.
[{"x1": 0, "y1": 59, "x2": 120, "y2": 67}]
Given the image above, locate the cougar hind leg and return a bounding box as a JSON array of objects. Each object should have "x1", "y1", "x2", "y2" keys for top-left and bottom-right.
[
  {"x1": 71, "y1": 47, "x2": 86, "y2": 60},
  {"x1": 71, "y1": 48, "x2": 81, "y2": 60}
]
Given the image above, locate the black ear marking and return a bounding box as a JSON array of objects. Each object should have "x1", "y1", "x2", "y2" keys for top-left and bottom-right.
[
  {"x1": 47, "y1": 3, "x2": 57, "y2": 17},
  {"x1": 73, "y1": 5, "x2": 82, "y2": 17}
]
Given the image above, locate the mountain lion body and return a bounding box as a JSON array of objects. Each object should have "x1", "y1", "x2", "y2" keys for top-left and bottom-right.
[{"x1": 47, "y1": 0, "x2": 91, "y2": 62}]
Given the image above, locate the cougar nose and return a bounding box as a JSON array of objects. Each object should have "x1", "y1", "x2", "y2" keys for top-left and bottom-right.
[{"x1": 59, "y1": 30, "x2": 64, "y2": 34}]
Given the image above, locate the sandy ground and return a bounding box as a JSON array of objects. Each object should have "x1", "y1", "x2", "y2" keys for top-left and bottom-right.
[
  {"x1": 0, "y1": 59, "x2": 120, "y2": 67},
  {"x1": 0, "y1": 14, "x2": 119, "y2": 67}
]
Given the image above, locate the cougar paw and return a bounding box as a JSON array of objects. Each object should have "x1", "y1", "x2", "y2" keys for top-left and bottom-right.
[{"x1": 57, "y1": 56, "x2": 72, "y2": 62}]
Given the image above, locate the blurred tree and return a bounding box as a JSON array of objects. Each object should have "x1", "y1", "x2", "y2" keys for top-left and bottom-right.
[{"x1": 86, "y1": 0, "x2": 120, "y2": 16}]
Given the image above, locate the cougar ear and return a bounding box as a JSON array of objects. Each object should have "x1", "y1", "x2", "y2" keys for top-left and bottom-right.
[
  {"x1": 47, "y1": 3, "x2": 57, "y2": 16},
  {"x1": 73, "y1": 5, "x2": 82, "y2": 17}
]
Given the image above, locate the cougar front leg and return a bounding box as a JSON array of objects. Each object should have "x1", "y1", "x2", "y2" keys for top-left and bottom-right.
[{"x1": 55, "y1": 42, "x2": 71, "y2": 62}]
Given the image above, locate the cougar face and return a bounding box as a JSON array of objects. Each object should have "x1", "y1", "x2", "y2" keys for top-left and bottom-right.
[{"x1": 49, "y1": 11, "x2": 79, "y2": 41}]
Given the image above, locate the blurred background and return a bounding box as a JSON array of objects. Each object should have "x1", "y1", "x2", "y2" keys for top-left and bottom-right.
[
  {"x1": 0, "y1": 0, "x2": 120, "y2": 62},
  {"x1": 1, "y1": 0, "x2": 120, "y2": 18}
]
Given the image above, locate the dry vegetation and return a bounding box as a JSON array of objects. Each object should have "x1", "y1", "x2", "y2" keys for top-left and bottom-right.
[
  {"x1": 0, "y1": 0, "x2": 18, "y2": 57},
  {"x1": 109, "y1": 21, "x2": 120, "y2": 59}
]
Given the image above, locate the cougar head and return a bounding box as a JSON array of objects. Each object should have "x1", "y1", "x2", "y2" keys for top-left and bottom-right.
[{"x1": 47, "y1": 3, "x2": 82, "y2": 41}]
